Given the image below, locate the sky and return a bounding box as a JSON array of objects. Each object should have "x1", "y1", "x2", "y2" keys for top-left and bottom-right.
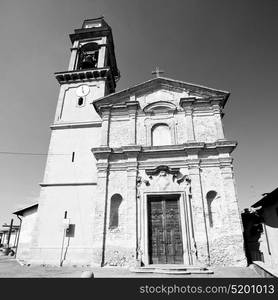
[{"x1": 0, "y1": 0, "x2": 277, "y2": 226}]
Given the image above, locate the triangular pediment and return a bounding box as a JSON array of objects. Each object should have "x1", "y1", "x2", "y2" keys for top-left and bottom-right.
[{"x1": 93, "y1": 77, "x2": 230, "y2": 113}]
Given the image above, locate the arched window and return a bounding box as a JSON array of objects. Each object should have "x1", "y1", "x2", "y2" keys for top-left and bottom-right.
[
  {"x1": 109, "y1": 194, "x2": 122, "y2": 229},
  {"x1": 77, "y1": 42, "x2": 100, "y2": 70},
  {"x1": 206, "y1": 190, "x2": 217, "y2": 227},
  {"x1": 151, "y1": 124, "x2": 171, "y2": 146}
]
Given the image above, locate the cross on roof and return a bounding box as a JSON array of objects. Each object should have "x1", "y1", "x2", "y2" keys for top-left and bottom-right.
[{"x1": 151, "y1": 66, "x2": 164, "y2": 78}]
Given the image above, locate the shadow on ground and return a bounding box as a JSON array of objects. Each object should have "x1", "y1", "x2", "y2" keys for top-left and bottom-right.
[{"x1": 0, "y1": 255, "x2": 261, "y2": 278}]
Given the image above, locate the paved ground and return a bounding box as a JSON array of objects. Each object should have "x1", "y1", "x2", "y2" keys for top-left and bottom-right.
[{"x1": 0, "y1": 255, "x2": 261, "y2": 278}]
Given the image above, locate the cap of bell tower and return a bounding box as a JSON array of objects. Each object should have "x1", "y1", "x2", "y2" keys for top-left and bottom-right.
[{"x1": 55, "y1": 17, "x2": 119, "y2": 94}]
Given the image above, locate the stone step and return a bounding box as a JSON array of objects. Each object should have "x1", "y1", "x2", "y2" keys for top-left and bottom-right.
[{"x1": 130, "y1": 264, "x2": 214, "y2": 275}]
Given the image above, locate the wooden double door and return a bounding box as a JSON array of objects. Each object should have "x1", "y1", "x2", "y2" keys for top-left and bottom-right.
[{"x1": 148, "y1": 195, "x2": 184, "y2": 264}]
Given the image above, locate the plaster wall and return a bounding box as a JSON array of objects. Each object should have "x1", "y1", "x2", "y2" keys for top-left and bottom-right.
[
  {"x1": 16, "y1": 207, "x2": 38, "y2": 259},
  {"x1": 43, "y1": 127, "x2": 100, "y2": 183},
  {"x1": 29, "y1": 185, "x2": 97, "y2": 265}
]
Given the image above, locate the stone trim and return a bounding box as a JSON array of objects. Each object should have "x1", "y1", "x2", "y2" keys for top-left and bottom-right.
[{"x1": 143, "y1": 101, "x2": 177, "y2": 115}]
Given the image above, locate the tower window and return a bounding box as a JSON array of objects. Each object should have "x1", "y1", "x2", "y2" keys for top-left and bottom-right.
[
  {"x1": 151, "y1": 124, "x2": 172, "y2": 146},
  {"x1": 109, "y1": 194, "x2": 123, "y2": 229},
  {"x1": 72, "y1": 152, "x2": 75, "y2": 162},
  {"x1": 78, "y1": 97, "x2": 84, "y2": 106},
  {"x1": 77, "y1": 42, "x2": 100, "y2": 70}
]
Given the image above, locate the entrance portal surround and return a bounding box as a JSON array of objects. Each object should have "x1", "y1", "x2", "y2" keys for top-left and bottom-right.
[{"x1": 139, "y1": 191, "x2": 194, "y2": 266}]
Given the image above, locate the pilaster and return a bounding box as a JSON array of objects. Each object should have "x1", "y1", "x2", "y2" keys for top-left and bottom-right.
[
  {"x1": 125, "y1": 148, "x2": 139, "y2": 262},
  {"x1": 219, "y1": 158, "x2": 247, "y2": 266},
  {"x1": 97, "y1": 37, "x2": 107, "y2": 68},
  {"x1": 68, "y1": 41, "x2": 79, "y2": 71},
  {"x1": 99, "y1": 105, "x2": 112, "y2": 146},
  {"x1": 186, "y1": 151, "x2": 210, "y2": 265},
  {"x1": 126, "y1": 99, "x2": 139, "y2": 145},
  {"x1": 91, "y1": 147, "x2": 111, "y2": 266},
  {"x1": 219, "y1": 158, "x2": 242, "y2": 234},
  {"x1": 211, "y1": 99, "x2": 225, "y2": 140},
  {"x1": 180, "y1": 98, "x2": 196, "y2": 142}
]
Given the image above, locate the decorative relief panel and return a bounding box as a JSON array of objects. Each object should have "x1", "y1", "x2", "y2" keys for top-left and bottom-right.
[{"x1": 137, "y1": 165, "x2": 190, "y2": 193}]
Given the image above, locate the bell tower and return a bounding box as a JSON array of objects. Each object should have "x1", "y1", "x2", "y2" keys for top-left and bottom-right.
[
  {"x1": 54, "y1": 17, "x2": 119, "y2": 124},
  {"x1": 29, "y1": 19, "x2": 120, "y2": 265}
]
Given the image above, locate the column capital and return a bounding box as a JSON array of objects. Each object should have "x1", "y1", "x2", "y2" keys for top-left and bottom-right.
[
  {"x1": 126, "y1": 101, "x2": 140, "y2": 116},
  {"x1": 187, "y1": 159, "x2": 201, "y2": 172},
  {"x1": 91, "y1": 146, "x2": 111, "y2": 160},
  {"x1": 210, "y1": 96, "x2": 225, "y2": 106},
  {"x1": 122, "y1": 145, "x2": 142, "y2": 155},
  {"x1": 179, "y1": 97, "x2": 196, "y2": 110},
  {"x1": 99, "y1": 104, "x2": 112, "y2": 118}
]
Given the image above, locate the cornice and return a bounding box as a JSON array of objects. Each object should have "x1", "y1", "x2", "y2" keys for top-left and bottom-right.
[
  {"x1": 54, "y1": 67, "x2": 115, "y2": 92},
  {"x1": 107, "y1": 157, "x2": 228, "y2": 171},
  {"x1": 51, "y1": 121, "x2": 102, "y2": 130},
  {"x1": 91, "y1": 141, "x2": 237, "y2": 161},
  {"x1": 93, "y1": 77, "x2": 230, "y2": 109}
]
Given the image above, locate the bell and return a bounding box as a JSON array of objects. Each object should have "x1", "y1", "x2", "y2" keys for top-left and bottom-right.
[{"x1": 80, "y1": 55, "x2": 96, "y2": 69}]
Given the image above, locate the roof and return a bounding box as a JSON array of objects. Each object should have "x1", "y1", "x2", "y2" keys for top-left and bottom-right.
[
  {"x1": 252, "y1": 187, "x2": 278, "y2": 208},
  {"x1": 92, "y1": 76, "x2": 230, "y2": 111},
  {"x1": 13, "y1": 203, "x2": 38, "y2": 216}
]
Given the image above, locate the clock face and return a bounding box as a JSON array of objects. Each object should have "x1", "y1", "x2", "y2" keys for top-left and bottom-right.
[{"x1": 76, "y1": 85, "x2": 90, "y2": 97}]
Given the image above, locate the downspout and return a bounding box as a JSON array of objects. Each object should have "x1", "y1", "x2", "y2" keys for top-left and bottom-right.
[
  {"x1": 198, "y1": 168, "x2": 211, "y2": 266},
  {"x1": 188, "y1": 187, "x2": 198, "y2": 263},
  {"x1": 101, "y1": 168, "x2": 109, "y2": 267},
  {"x1": 14, "y1": 215, "x2": 22, "y2": 259},
  {"x1": 7, "y1": 219, "x2": 14, "y2": 249}
]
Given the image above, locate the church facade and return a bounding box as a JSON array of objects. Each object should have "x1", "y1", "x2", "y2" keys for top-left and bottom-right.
[{"x1": 19, "y1": 18, "x2": 246, "y2": 267}]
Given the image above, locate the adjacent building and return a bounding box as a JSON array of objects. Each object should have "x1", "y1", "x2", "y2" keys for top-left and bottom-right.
[
  {"x1": 13, "y1": 203, "x2": 38, "y2": 259},
  {"x1": 242, "y1": 188, "x2": 278, "y2": 268}
]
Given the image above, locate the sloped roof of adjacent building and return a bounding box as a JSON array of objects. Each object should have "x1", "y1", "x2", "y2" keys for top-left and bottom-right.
[
  {"x1": 92, "y1": 76, "x2": 230, "y2": 110},
  {"x1": 13, "y1": 203, "x2": 38, "y2": 216},
  {"x1": 252, "y1": 187, "x2": 278, "y2": 208}
]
